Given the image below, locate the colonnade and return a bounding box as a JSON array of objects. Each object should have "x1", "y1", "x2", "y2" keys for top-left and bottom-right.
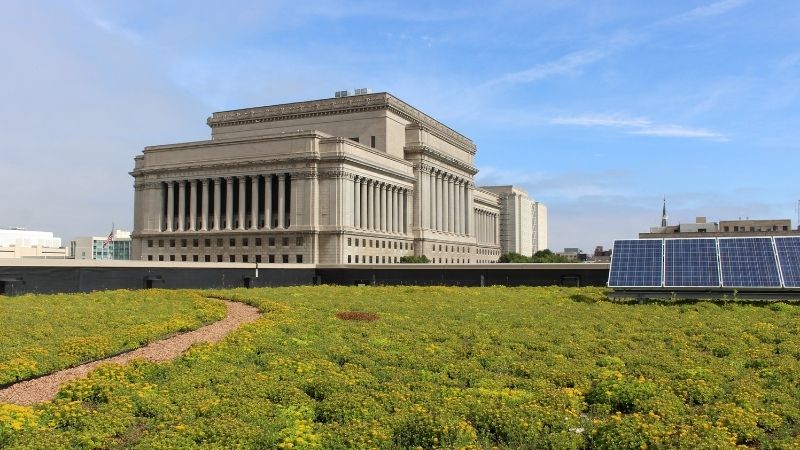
[
  {"x1": 352, "y1": 177, "x2": 409, "y2": 234},
  {"x1": 161, "y1": 174, "x2": 291, "y2": 232},
  {"x1": 426, "y1": 169, "x2": 471, "y2": 235},
  {"x1": 475, "y1": 209, "x2": 498, "y2": 244}
]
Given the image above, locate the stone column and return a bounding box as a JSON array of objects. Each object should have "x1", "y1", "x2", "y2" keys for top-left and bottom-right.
[
  {"x1": 373, "y1": 181, "x2": 379, "y2": 231},
  {"x1": 435, "y1": 172, "x2": 442, "y2": 231},
  {"x1": 277, "y1": 174, "x2": 286, "y2": 229},
  {"x1": 166, "y1": 181, "x2": 174, "y2": 232},
  {"x1": 399, "y1": 189, "x2": 405, "y2": 234},
  {"x1": 189, "y1": 180, "x2": 197, "y2": 231},
  {"x1": 251, "y1": 176, "x2": 259, "y2": 230},
  {"x1": 392, "y1": 187, "x2": 399, "y2": 233},
  {"x1": 177, "y1": 180, "x2": 186, "y2": 232},
  {"x1": 380, "y1": 183, "x2": 387, "y2": 232},
  {"x1": 354, "y1": 177, "x2": 361, "y2": 229},
  {"x1": 467, "y1": 187, "x2": 474, "y2": 237},
  {"x1": 448, "y1": 177, "x2": 455, "y2": 233},
  {"x1": 236, "y1": 177, "x2": 245, "y2": 230},
  {"x1": 360, "y1": 179, "x2": 367, "y2": 230},
  {"x1": 225, "y1": 177, "x2": 234, "y2": 230},
  {"x1": 201, "y1": 179, "x2": 209, "y2": 231},
  {"x1": 441, "y1": 175, "x2": 450, "y2": 231},
  {"x1": 429, "y1": 170, "x2": 436, "y2": 230},
  {"x1": 285, "y1": 174, "x2": 292, "y2": 229},
  {"x1": 453, "y1": 180, "x2": 460, "y2": 235},
  {"x1": 213, "y1": 178, "x2": 222, "y2": 231},
  {"x1": 264, "y1": 175, "x2": 272, "y2": 229},
  {"x1": 386, "y1": 184, "x2": 394, "y2": 233}
]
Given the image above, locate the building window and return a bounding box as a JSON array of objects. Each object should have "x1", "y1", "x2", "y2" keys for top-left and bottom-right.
[
  {"x1": 348, "y1": 255, "x2": 352, "y2": 263},
  {"x1": 255, "y1": 238, "x2": 262, "y2": 246},
  {"x1": 148, "y1": 240, "x2": 153, "y2": 248},
  {"x1": 217, "y1": 238, "x2": 223, "y2": 246},
  {"x1": 205, "y1": 238, "x2": 211, "y2": 246},
  {"x1": 348, "y1": 238, "x2": 352, "y2": 246},
  {"x1": 282, "y1": 255, "x2": 289, "y2": 263},
  {"x1": 170, "y1": 239, "x2": 175, "y2": 248},
  {"x1": 229, "y1": 255, "x2": 235, "y2": 262},
  {"x1": 256, "y1": 255, "x2": 261, "y2": 263},
  {"x1": 192, "y1": 255, "x2": 198, "y2": 262},
  {"x1": 158, "y1": 240, "x2": 164, "y2": 247},
  {"x1": 370, "y1": 135, "x2": 376, "y2": 148},
  {"x1": 382, "y1": 256, "x2": 385, "y2": 263},
  {"x1": 181, "y1": 239, "x2": 187, "y2": 248},
  {"x1": 268, "y1": 255, "x2": 275, "y2": 263},
  {"x1": 369, "y1": 256, "x2": 373, "y2": 263},
  {"x1": 217, "y1": 255, "x2": 223, "y2": 262},
  {"x1": 229, "y1": 238, "x2": 236, "y2": 247},
  {"x1": 369, "y1": 240, "x2": 373, "y2": 248},
  {"x1": 269, "y1": 237, "x2": 276, "y2": 246},
  {"x1": 355, "y1": 255, "x2": 359, "y2": 263},
  {"x1": 350, "y1": 137, "x2": 360, "y2": 143},
  {"x1": 282, "y1": 237, "x2": 289, "y2": 247},
  {"x1": 193, "y1": 239, "x2": 199, "y2": 247},
  {"x1": 296, "y1": 255, "x2": 303, "y2": 263},
  {"x1": 205, "y1": 255, "x2": 211, "y2": 262},
  {"x1": 158, "y1": 255, "x2": 164, "y2": 261},
  {"x1": 147, "y1": 255, "x2": 153, "y2": 261},
  {"x1": 170, "y1": 255, "x2": 175, "y2": 261},
  {"x1": 382, "y1": 241, "x2": 386, "y2": 248},
  {"x1": 242, "y1": 255, "x2": 248, "y2": 263},
  {"x1": 181, "y1": 255, "x2": 187, "y2": 262},
  {"x1": 243, "y1": 238, "x2": 249, "y2": 246},
  {"x1": 296, "y1": 237, "x2": 304, "y2": 246}
]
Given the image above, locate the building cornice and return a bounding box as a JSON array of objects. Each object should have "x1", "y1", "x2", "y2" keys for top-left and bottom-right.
[
  {"x1": 404, "y1": 144, "x2": 477, "y2": 175},
  {"x1": 206, "y1": 92, "x2": 477, "y2": 154}
]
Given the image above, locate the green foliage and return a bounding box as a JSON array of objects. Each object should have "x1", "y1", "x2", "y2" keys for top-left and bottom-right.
[
  {"x1": 3, "y1": 286, "x2": 800, "y2": 449},
  {"x1": 499, "y1": 250, "x2": 572, "y2": 263},
  {"x1": 0, "y1": 290, "x2": 226, "y2": 386},
  {"x1": 398, "y1": 255, "x2": 430, "y2": 263}
]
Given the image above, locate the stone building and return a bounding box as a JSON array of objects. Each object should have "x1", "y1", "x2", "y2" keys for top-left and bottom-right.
[{"x1": 131, "y1": 92, "x2": 544, "y2": 264}]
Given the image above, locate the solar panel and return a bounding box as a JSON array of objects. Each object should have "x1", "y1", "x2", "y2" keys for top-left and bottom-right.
[
  {"x1": 718, "y1": 237, "x2": 781, "y2": 288},
  {"x1": 774, "y1": 237, "x2": 800, "y2": 288},
  {"x1": 664, "y1": 239, "x2": 720, "y2": 287},
  {"x1": 608, "y1": 239, "x2": 663, "y2": 287}
]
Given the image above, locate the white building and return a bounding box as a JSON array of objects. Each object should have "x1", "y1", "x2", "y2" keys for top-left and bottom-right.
[
  {"x1": 482, "y1": 186, "x2": 548, "y2": 256},
  {"x1": 70, "y1": 230, "x2": 132, "y2": 260},
  {"x1": 131, "y1": 91, "x2": 545, "y2": 264},
  {"x1": 532, "y1": 201, "x2": 548, "y2": 253},
  {"x1": 0, "y1": 228, "x2": 68, "y2": 259}
]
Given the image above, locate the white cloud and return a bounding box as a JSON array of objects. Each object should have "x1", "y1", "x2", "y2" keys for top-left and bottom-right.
[
  {"x1": 631, "y1": 125, "x2": 728, "y2": 140},
  {"x1": 92, "y1": 18, "x2": 142, "y2": 43},
  {"x1": 663, "y1": 0, "x2": 749, "y2": 24},
  {"x1": 485, "y1": 49, "x2": 608, "y2": 86},
  {"x1": 548, "y1": 114, "x2": 728, "y2": 141}
]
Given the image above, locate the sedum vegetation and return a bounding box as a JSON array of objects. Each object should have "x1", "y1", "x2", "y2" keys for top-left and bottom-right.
[
  {"x1": 2, "y1": 286, "x2": 800, "y2": 449},
  {"x1": 0, "y1": 290, "x2": 226, "y2": 386}
]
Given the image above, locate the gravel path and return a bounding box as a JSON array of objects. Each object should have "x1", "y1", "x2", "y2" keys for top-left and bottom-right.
[{"x1": 0, "y1": 300, "x2": 261, "y2": 406}]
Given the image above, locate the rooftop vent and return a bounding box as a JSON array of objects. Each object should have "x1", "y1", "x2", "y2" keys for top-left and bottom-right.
[
  {"x1": 334, "y1": 90, "x2": 350, "y2": 98},
  {"x1": 354, "y1": 88, "x2": 372, "y2": 95}
]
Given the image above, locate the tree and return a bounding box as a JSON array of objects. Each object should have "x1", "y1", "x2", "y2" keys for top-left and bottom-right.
[
  {"x1": 497, "y1": 250, "x2": 572, "y2": 263},
  {"x1": 399, "y1": 255, "x2": 430, "y2": 263}
]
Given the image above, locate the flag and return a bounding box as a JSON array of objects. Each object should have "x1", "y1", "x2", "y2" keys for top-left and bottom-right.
[{"x1": 103, "y1": 223, "x2": 114, "y2": 248}]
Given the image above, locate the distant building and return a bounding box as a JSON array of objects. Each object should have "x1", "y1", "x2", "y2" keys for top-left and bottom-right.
[
  {"x1": 591, "y1": 245, "x2": 613, "y2": 262},
  {"x1": 639, "y1": 200, "x2": 800, "y2": 239},
  {"x1": 0, "y1": 228, "x2": 68, "y2": 259},
  {"x1": 558, "y1": 247, "x2": 587, "y2": 261},
  {"x1": 70, "y1": 230, "x2": 132, "y2": 260},
  {"x1": 482, "y1": 186, "x2": 547, "y2": 256}
]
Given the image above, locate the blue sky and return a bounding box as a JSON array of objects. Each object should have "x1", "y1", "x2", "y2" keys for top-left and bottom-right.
[{"x1": 1, "y1": 0, "x2": 798, "y2": 252}]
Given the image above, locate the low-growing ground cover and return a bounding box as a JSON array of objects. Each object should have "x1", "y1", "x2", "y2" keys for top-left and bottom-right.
[
  {"x1": 2, "y1": 286, "x2": 800, "y2": 449},
  {"x1": 0, "y1": 290, "x2": 226, "y2": 386}
]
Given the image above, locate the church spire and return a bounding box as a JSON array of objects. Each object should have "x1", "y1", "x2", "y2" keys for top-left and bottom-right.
[{"x1": 661, "y1": 197, "x2": 668, "y2": 227}]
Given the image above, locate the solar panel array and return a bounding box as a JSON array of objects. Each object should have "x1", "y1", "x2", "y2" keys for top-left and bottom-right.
[
  {"x1": 775, "y1": 237, "x2": 800, "y2": 288},
  {"x1": 608, "y1": 240, "x2": 663, "y2": 287},
  {"x1": 609, "y1": 236, "x2": 800, "y2": 289},
  {"x1": 664, "y1": 239, "x2": 719, "y2": 287}
]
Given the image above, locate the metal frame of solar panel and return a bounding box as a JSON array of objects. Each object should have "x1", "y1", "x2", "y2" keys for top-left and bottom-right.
[
  {"x1": 717, "y1": 237, "x2": 782, "y2": 288},
  {"x1": 664, "y1": 238, "x2": 720, "y2": 288},
  {"x1": 608, "y1": 239, "x2": 664, "y2": 288},
  {"x1": 774, "y1": 236, "x2": 800, "y2": 288}
]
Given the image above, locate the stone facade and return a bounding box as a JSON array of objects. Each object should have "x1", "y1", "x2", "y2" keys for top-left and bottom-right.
[{"x1": 131, "y1": 92, "x2": 541, "y2": 264}]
